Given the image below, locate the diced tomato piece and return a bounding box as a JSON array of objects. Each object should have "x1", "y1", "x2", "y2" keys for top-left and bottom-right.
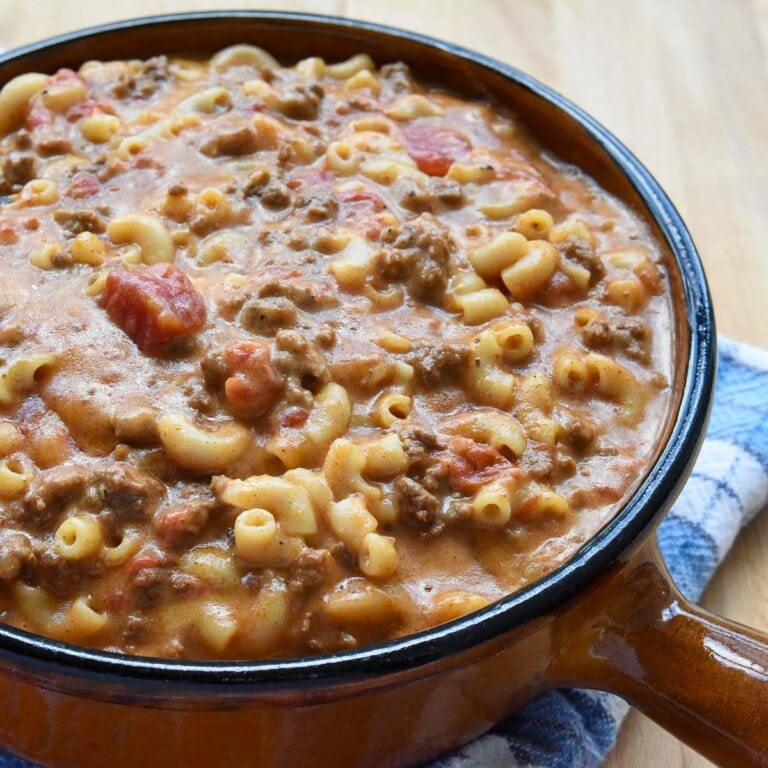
[
  {"x1": 403, "y1": 121, "x2": 471, "y2": 176},
  {"x1": 26, "y1": 101, "x2": 52, "y2": 130},
  {"x1": 450, "y1": 437, "x2": 503, "y2": 471},
  {"x1": 65, "y1": 173, "x2": 101, "y2": 199},
  {"x1": 337, "y1": 188, "x2": 385, "y2": 210},
  {"x1": 445, "y1": 436, "x2": 522, "y2": 495},
  {"x1": 127, "y1": 549, "x2": 167, "y2": 576},
  {"x1": 0, "y1": 221, "x2": 18, "y2": 245},
  {"x1": 134, "y1": 154, "x2": 165, "y2": 171},
  {"x1": 287, "y1": 167, "x2": 334, "y2": 191},
  {"x1": 100, "y1": 264, "x2": 207, "y2": 354},
  {"x1": 222, "y1": 339, "x2": 284, "y2": 416},
  {"x1": 67, "y1": 99, "x2": 117, "y2": 122},
  {"x1": 364, "y1": 221, "x2": 386, "y2": 240},
  {"x1": 67, "y1": 102, "x2": 91, "y2": 123},
  {"x1": 337, "y1": 187, "x2": 385, "y2": 221},
  {"x1": 280, "y1": 406, "x2": 310, "y2": 428}
]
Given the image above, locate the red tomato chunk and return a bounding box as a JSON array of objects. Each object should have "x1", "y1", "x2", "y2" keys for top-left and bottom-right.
[
  {"x1": 26, "y1": 102, "x2": 52, "y2": 131},
  {"x1": 223, "y1": 339, "x2": 284, "y2": 417},
  {"x1": 446, "y1": 436, "x2": 522, "y2": 495},
  {"x1": 404, "y1": 122, "x2": 471, "y2": 176},
  {"x1": 67, "y1": 99, "x2": 117, "y2": 122},
  {"x1": 65, "y1": 173, "x2": 101, "y2": 199},
  {"x1": 100, "y1": 264, "x2": 207, "y2": 354},
  {"x1": 337, "y1": 188, "x2": 385, "y2": 212}
]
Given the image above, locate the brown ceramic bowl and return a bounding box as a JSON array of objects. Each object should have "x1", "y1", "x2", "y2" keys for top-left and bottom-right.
[{"x1": 0, "y1": 12, "x2": 763, "y2": 768}]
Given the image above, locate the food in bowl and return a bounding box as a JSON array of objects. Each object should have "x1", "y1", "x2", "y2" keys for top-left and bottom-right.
[{"x1": 0, "y1": 45, "x2": 672, "y2": 659}]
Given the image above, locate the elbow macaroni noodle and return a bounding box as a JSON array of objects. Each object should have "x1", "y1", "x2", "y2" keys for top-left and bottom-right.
[
  {"x1": 108, "y1": 213, "x2": 175, "y2": 265},
  {"x1": 267, "y1": 383, "x2": 351, "y2": 469},
  {"x1": 0, "y1": 73, "x2": 50, "y2": 136},
  {"x1": 219, "y1": 475, "x2": 318, "y2": 536},
  {"x1": 0, "y1": 354, "x2": 57, "y2": 406},
  {"x1": 54, "y1": 515, "x2": 103, "y2": 560},
  {"x1": 157, "y1": 414, "x2": 250, "y2": 473}
]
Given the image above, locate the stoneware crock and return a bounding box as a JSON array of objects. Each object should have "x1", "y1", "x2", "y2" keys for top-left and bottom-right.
[{"x1": 0, "y1": 12, "x2": 763, "y2": 768}]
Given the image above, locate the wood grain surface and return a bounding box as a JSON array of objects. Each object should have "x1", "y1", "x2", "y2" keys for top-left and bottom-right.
[{"x1": 1, "y1": 2, "x2": 767, "y2": 766}]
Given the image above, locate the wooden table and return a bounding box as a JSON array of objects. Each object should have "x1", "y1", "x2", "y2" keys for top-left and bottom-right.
[{"x1": 1, "y1": 1, "x2": 766, "y2": 765}]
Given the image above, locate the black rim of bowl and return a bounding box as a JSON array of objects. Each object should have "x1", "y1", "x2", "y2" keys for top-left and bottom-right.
[{"x1": 0, "y1": 11, "x2": 716, "y2": 689}]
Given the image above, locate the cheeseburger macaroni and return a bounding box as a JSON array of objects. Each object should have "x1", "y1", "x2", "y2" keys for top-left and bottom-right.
[{"x1": 0, "y1": 47, "x2": 672, "y2": 658}]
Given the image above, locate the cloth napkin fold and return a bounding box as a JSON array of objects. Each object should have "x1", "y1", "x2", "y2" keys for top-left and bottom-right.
[{"x1": 1, "y1": 336, "x2": 767, "y2": 768}]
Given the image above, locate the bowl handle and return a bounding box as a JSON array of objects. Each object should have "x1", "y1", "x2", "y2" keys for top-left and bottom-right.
[{"x1": 547, "y1": 536, "x2": 768, "y2": 767}]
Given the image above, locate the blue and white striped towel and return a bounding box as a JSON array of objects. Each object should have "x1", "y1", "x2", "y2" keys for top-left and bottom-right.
[{"x1": 0, "y1": 336, "x2": 767, "y2": 768}]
